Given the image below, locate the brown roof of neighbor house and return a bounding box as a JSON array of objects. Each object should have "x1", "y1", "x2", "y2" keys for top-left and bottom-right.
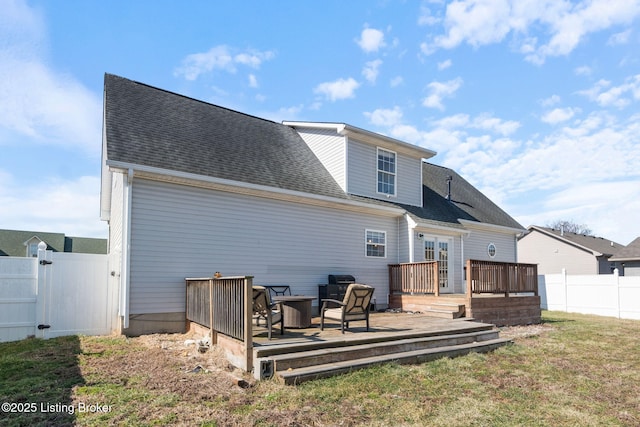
[
  {"x1": 609, "y1": 236, "x2": 640, "y2": 261},
  {"x1": 522, "y1": 226, "x2": 625, "y2": 256}
]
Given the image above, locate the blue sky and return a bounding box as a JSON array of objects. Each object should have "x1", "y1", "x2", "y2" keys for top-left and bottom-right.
[{"x1": 1, "y1": 0, "x2": 639, "y2": 245}]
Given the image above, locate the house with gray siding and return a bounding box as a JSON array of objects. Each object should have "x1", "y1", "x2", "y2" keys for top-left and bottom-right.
[
  {"x1": 0, "y1": 229, "x2": 106, "y2": 257},
  {"x1": 101, "y1": 74, "x2": 525, "y2": 335},
  {"x1": 609, "y1": 236, "x2": 640, "y2": 276},
  {"x1": 518, "y1": 226, "x2": 625, "y2": 275}
]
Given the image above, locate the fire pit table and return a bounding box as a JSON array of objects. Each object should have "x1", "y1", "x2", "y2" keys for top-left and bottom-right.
[{"x1": 272, "y1": 295, "x2": 315, "y2": 328}]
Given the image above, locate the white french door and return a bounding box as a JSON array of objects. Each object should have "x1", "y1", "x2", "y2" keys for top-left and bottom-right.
[{"x1": 424, "y1": 237, "x2": 453, "y2": 292}]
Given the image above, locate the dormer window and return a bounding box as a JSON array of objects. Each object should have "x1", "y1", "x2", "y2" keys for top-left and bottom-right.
[{"x1": 377, "y1": 148, "x2": 396, "y2": 196}]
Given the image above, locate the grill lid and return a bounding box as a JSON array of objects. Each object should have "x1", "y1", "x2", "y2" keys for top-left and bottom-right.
[{"x1": 328, "y1": 274, "x2": 355, "y2": 284}]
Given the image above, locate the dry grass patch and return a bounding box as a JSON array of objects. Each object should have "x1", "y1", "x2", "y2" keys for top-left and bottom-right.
[{"x1": 1, "y1": 311, "x2": 638, "y2": 426}]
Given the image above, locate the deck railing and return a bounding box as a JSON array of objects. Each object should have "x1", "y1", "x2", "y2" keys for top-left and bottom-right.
[
  {"x1": 466, "y1": 260, "x2": 538, "y2": 297},
  {"x1": 185, "y1": 276, "x2": 253, "y2": 371},
  {"x1": 388, "y1": 260, "x2": 538, "y2": 297},
  {"x1": 388, "y1": 261, "x2": 440, "y2": 296}
]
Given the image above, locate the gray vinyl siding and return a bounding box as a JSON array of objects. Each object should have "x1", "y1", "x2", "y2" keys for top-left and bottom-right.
[
  {"x1": 294, "y1": 128, "x2": 346, "y2": 191},
  {"x1": 465, "y1": 229, "x2": 517, "y2": 263},
  {"x1": 128, "y1": 179, "x2": 400, "y2": 314},
  {"x1": 347, "y1": 139, "x2": 422, "y2": 207},
  {"x1": 518, "y1": 231, "x2": 598, "y2": 274}
]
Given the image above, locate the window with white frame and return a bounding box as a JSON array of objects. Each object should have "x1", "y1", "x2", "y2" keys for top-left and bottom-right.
[
  {"x1": 377, "y1": 148, "x2": 396, "y2": 196},
  {"x1": 365, "y1": 230, "x2": 386, "y2": 257},
  {"x1": 27, "y1": 243, "x2": 39, "y2": 257}
]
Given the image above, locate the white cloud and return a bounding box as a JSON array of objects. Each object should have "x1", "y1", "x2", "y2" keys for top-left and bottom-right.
[
  {"x1": 471, "y1": 113, "x2": 521, "y2": 135},
  {"x1": 364, "y1": 107, "x2": 403, "y2": 127},
  {"x1": 608, "y1": 29, "x2": 632, "y2": 45},
  {"x1": 390, "y1": 76, "x2": 404, "y2": 87},
  {"x1": 437, "y1": 59, "x2": 452, "y2": 70},
  {"x1": 314, "y1": 77, "x2": 360, "y2": 101},
  {"x1": 574, "y1": 65, "x2": 592, "y2": 76},
  {"x1": 0, "y1": 171, "x2": 107, "y2": 238},
  {"x1": 418, "y1": 5, "x2": 441, "y2": 26},
  {"x1": 423, "y1": 77, "x2": 463, "y2": 110},
  {"x1": 540, "y1": 94, "x2": 561, "y2": 107},
  {"x1": 174, "y1": 45, "x2": 275, "y2": 81},
  {"x1": 362, "y1": 59, "x2": 383, "y2": 83},
  {"x1": 356, "y1": 28, "x2": 386, "y2": 52},
  {"x1": 248, "y1": 74, "x2": 258, "y2": 88},
  {"x1": 421, "y1": 0, "x2": 640, "y2": 65},
  {"x1": 578, "y1": 74, "x2": 640, "y2": 108},
  {"x1": 0, "y1": 0, "x2": 101, "y2": 155},
  {"x1": 541, "y1": 107, "x2": 579, "y2": 124}
]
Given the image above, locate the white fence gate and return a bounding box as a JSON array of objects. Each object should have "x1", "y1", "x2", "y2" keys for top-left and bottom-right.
[
  {"x1": 539, "y1": 269, "x2": 640, "y2": 320},
  {"x1": 0, "y1": 244, "x2": 117, "y2": 342}
]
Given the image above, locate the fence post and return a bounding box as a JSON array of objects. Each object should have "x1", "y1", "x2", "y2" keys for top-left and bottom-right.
[
  {"x1": 35, "y1": 242, "x2": 51, "y2": 339},
  {"x1": 562, "y1": 268, "x2": 568, "y2": 313},
  {"x1": 614, "y1": 268, "x2": 620, "y2": 319}
]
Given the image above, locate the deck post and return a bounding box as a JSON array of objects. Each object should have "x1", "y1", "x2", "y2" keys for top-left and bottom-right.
[
  {"x1": 244, "y1": 276, "x2": 253, "y2": 372},
  {"x1": 466, "y1": 259, "x2": 473, "y2": 300},
  {"x1": 209, "y1": 278, "x2": 217, "y2": 344},
  {"x1": 434, "y1": 262, "x2": 440, "y2": 297}
]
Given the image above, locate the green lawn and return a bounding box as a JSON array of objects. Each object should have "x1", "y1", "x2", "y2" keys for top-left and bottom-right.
[{"x1": 1, "y1": 311, "x2": 638, "y2": 426}]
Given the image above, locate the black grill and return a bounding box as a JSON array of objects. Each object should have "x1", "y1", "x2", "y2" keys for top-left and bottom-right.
[
  {"x1": 328, "y1": 274, "x2": 356, "y2": 285},
  {"x1": 319, "y1": 275, "x2": 356, "y2": 306}
]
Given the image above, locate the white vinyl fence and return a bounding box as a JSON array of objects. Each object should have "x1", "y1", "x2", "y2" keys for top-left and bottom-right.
[
  {"x1": 0, "y1": 243, "x2": 117, "y2": 342},
  {"x1": 539, "y1": 269, "x2": 640, "y2": 320}
]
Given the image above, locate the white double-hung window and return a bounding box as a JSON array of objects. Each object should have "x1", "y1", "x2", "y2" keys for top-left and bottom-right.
[
  {"x1": 377, "y1": 148, "x2": 396, "y2": 196},
  {"x1": 366, "y1": 230, "x2": 386, "y2": 257}
]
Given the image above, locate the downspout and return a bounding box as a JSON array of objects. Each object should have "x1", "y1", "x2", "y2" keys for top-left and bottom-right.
[{"x1": 121, "y1": 168, "x2": 134, "y2": 329}]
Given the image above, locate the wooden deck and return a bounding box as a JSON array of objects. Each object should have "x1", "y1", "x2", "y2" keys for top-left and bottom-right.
[
  {"x1": 388, "y1": 293, "x2": 542, "y2": 326},
  {"x1": 251, "y1": 312, "x2": 511, "y2": 384}
]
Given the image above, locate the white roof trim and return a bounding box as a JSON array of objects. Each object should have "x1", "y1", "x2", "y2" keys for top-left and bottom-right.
[
  {"x1": 106, "y1": 160, "x2": 406, "y2": 217},
  {"x1": 459, "y1": 219, "x2": 525, "y2": 235},
  {"x1": 283, "y1": 121, "x2": 437, "y2": 160}
]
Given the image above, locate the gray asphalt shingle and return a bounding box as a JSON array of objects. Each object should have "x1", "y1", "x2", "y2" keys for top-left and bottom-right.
[{"x1": 104, "y1": 74, "x2": 522, "y2": 232}]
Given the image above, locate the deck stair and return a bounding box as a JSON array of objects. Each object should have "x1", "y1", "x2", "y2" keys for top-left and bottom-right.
[
  {"x1": 254, "y1": 321, "x2": 510, "y2": 385},
  {"x1": 420, "y1": 302, "x2": 466, "y2": 319}
]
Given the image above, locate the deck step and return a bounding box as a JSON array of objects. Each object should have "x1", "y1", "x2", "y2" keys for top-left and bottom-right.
[
  {"x1": 421, "y1": 303, "x2": 466, "y2": 319},
  {"x1": 276, "y1": 338, "x2": 511, "y2": 385},
  {"x1": 269, "y1": 330, "x2": 500, "y2": 371},
  {"x1": 254, "y1": 322, "x2": 494, "y2": 359}
]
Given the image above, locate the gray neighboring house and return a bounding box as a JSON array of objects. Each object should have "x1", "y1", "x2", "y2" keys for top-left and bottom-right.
[
  {"x1": 0, "y1": 229, "x2": 107, "y2": 257},
  {"x1": 609, "y1": 237, "x2": 640, "y2": 276},
  {"x1": 101, "y1": 74, "x2": 525, "y2": 335},
  {"x1": 517, "y1": 225, "x2": 625, "y2": 275}
]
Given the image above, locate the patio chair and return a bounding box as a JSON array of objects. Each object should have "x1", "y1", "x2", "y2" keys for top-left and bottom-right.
[
  {"x1": 320, "y1": 283, "x2": 374, "y2": 334},
  {"x1": 252, "y1": 286, "x2": 284, "y2": 339},
  {"x1": 265, "y1": 285, "x2": 291, "y2": 300}
]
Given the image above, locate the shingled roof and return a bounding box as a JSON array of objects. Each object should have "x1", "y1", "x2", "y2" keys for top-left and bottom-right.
[
  {"x1": 397, "y1": 163, "x2": 523, "y2": 230},
  {"x1": 104, "y1": 74, "x2": 522, "y2": 232},
  {"x1": 610, "y1": 236, "x2": 640, "y2": 261},
  {"x1": 104, "y1": 74, "x2": 347, "y2": 200},
  {"x1": 0, "y1": 229, "x2": 107, "y2": 257},
  {"x1": 523, "y1": 226, "x2": 624, "y2": 256}
]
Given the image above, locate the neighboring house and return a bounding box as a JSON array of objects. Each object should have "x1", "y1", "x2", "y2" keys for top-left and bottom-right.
[
  {"x1": 0, "y1": 229, "x2": 107, "y2": 257},
  {"x1": 101, "y1": 74, "x2": 525, "y2": 335},
  {"x1": 517, "y1": 225, "x2": 625, "y2": 275},
  {"x1": 609, "y1": 237, "x2": 640, "y2": 276}
]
